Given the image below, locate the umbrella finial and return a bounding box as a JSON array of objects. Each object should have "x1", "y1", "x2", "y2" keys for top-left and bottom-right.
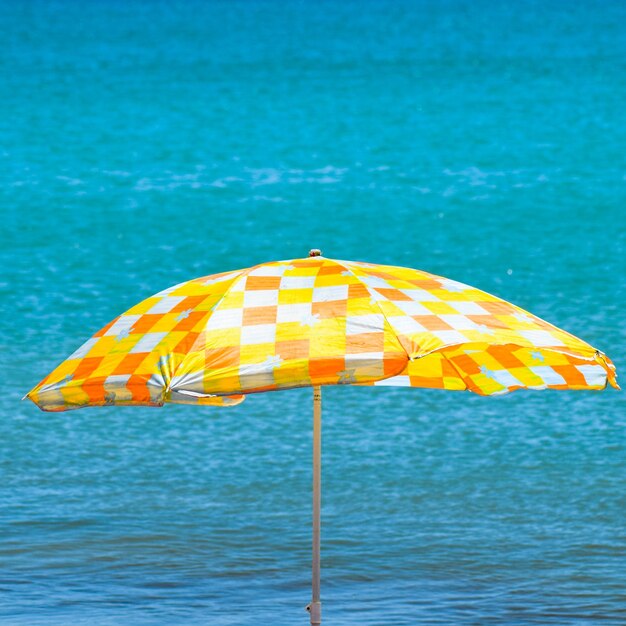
[{"x1": 309, "y1": 249, "x2": 322, "y2": 257}]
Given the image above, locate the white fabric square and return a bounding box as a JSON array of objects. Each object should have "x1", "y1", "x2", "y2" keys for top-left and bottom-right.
[
  {"x1": 312, "y1": 285, "x2": 349, "y2": 302},
  {"x1": 105, "y1": 315, "x2": 141, "y2": 336},
  {"x1": 206, "y1": 308, "x2": 244, "y2": 329},
  {"x1": 575, "y1": 364, "x2": 605, "y2": 386},
  {"x1": 248, "y1": 264, "x2": 290, "y2": 277},
  {"x1": 281, "y1": 275, "x2": 316, "y2": 289},
  {"x1": 239, "y1": 356, "x2": 282, "y2": 376},
  {"x1": 438, "y1": 279, "x2": 470, "y2": 293},
  {"x1": 439, "y1": 314, "x2": 481, "y2": 331},
  {"x1": 345, "y1": 314, "x2": 385, "y2": 335},
  {"x1": 529, "y1": 366, "x2": 567, "y2": 386},
  {"x1": 240, "y1": 324, "x2": 276, "y2": 345},
  {"x1": 375, "y1": 375, "x2": 411, "y2": 387},
  {"x1": 449, "y1": 301, "x2": 490, "y2": 315},
  {"x1": 68, "y1": 337, "x2": 99, "y2": 360},
  {"x1": 386, "y1": 316, "x2": 428, "y2": 335},
  {"x1": 104, "y1": 374, "x2": 131, "y2": 386},
  {"x1": 489, "y1": 369, "x2": 524, "y2": 388},
  {"x1": 146, "y1": 296, "x2": 185, "y2": 314},
  {"x1": 432, "y1": 330, "x2": 469, "y2": 345},
  {"x1": 404, "y1": 288, "x2": 438, "y2": 302},
  {"x1": 393, "y1": 301, "x2": 433, "y2": 315},
  {"x1": 359, "y1": 275, "x2": 393, "y2": 290},
  {"x1": 130, "y1": 332, "x2": 168, "y2": 353},
  {"x1": 519, "y1": 330, "x2": 564, "y2": 347},
  {"x1": 228, "y1": 275, "x2": 247, "y2": 292},
  {"x1": 277, "y1": 303, "x2": 312, "y2": 323},
  {"x1": 243, "y1": 289, "x2": 279, "y2": 307}
]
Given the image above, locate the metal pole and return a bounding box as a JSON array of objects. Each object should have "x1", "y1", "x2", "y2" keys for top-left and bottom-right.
[{"x1": 306, "y1": 386, "x2": 322, "y2": 624}]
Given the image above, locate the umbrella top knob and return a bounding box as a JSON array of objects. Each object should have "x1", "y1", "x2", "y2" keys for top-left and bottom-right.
[{"x1": 309, "y1": 249, "x2": 322, "y2": 257}]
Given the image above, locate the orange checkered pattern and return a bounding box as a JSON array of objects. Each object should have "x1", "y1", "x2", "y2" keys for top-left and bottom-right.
[{"x1": 27, "y1": 256, "x2": 618, "y2": 411}]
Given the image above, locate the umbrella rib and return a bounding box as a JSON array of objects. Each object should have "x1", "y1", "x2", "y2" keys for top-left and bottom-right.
[{"x1": 329, "y1": 258, "x2": 413, "y2": 362}]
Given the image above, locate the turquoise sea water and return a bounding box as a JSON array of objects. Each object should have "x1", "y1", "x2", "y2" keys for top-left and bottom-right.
[{"x1": 2, "y1": 1, "x2": 625, "y2": 623}]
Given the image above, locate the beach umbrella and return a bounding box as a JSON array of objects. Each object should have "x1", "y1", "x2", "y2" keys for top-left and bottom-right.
[{"x1": 26, "y1": 250, "x2": 618, "y2": 625}]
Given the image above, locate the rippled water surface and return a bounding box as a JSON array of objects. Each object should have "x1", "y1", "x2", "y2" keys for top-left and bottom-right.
[{"x1": 1, "y1": 1, "x2": 625, "y2": 624}]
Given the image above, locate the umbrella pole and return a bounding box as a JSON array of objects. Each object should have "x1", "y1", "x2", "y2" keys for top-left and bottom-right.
[{"x1": 307, "y1": 385, "x2": 322, "y2": 624}]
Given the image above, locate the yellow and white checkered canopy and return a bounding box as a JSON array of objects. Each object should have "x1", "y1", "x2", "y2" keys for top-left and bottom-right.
[{"x1": 27, "y1": 255, "x2": 618, "y2": 411}]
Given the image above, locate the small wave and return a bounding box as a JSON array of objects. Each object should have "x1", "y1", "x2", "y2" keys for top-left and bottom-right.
[
  {"x1": 312, "y1": 165, "x2": 348, "y2": 175},
  {"x1": 210, "y1": 176, "x2": 243, "y2": 188},
  {"x1": 56, "y1": 175, "x2": 84, "y2": 186},
  {"x1": 247, "y1": 168, "x2": 282, "y2": 186},
  {"x1": 237, "y1": 195, "x2": 285, "y2": 203},
  {"x1": 99, "y1": 170, "x2": 132, "y2": 177}
]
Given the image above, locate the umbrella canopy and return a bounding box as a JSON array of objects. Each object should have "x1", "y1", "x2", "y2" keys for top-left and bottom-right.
[
  {"x1": 25, "y1": 252, "x2": 619, "y2": 625},
  {"x1": 27, "y1": 254, "x2": 618, "y2": 411}
]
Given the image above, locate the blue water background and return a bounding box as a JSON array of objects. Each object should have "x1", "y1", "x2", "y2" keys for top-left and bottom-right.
[{"x1": 1, "y1": 1, "x2": 625, "y2": 623}]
